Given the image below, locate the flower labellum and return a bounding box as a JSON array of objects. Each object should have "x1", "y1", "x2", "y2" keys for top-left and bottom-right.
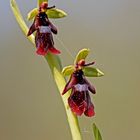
[
  {"x1": 27, "y1": 2, "x2": 60, "y2": 56},
  {"x1": 62, "y1": 69, "x2": 96, "y2": 117}
]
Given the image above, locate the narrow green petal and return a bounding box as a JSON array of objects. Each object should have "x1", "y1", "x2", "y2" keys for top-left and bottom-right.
[
  {"x1": 27, "y1": 8, "x2": 38, "y2": 21},
  {"x1": 83, "y1": 67, "x2": 104, "y2": 77},
  {"x1": 47, "y1": 8, "x2": 67, "y2": 18},
  {"x1": 93, "y1": 123, "x2": 102, "y2": 140},
  {"x1": 74, "y1": 48, "x2": 90, "y2": 65},
  {"x1": 10, "y1": 0, "x2": 34, "y2": 44},
  {"x1": 62, "y1": 65, "x2": 75, "y2": 76}
]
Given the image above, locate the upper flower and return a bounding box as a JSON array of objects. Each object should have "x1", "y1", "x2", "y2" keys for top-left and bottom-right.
[{"x1": 27, "y1": 2, "x2": 60, "y2": 56}]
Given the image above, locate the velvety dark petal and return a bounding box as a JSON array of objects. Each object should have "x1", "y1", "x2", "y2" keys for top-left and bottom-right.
[
  {"x1": 62, "y1": 74, "x2": 78, "y2": 95},
  {"x1": 68, "y1": 90, "x2": 87, "y2": 116},
  {"x1": 27, "y1": 19, "x2": 37, "y2": 36},
  {"x1": 84, "y1": 77, "x2": 96, "y2": 94},
  {"x1": 88, "y1": 84, "x2": 96, "y2": 94},
  {"x1": 49, "y1": 21, "x2": 58, "y2": 34},
  {"x1": 34, "y1": 30, "x2": 60, "y2": 56},
  {"x1": 51, "y1": 27, "x2": 57, "y2": 34}
]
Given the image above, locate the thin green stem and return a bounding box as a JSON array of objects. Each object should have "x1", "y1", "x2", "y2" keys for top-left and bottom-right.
[
  {"x1": 45, "y1": 54, "x2": 82, "y2": 140},
  {"x1": 10, "y1": 0, "x2": 82, "y2": 139}
]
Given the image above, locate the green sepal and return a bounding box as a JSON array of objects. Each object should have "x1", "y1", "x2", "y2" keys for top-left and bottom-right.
[
  {"x1": 47, "y1": 8, "x2": 67, "y2": 19},
  {"x1": 92, "y1": 123, "x2": 102, "y2": 140},
  {"x1": 27, "y1": 8, "x2": 38, "y2": 21},
  {"x1": 83, "y1": 67, "x2": 104, "y2": 77},
  {"x1": 62, "y1": 65, "x2": 75, "y2": 76},
  {"x1": 74, "y1": 48, "x2": 90, "y2": 65},
  {"x1": 27, "y1": 8, "x2": 67, "y2": 21}
]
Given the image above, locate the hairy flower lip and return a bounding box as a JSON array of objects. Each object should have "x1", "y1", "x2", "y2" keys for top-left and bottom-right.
[{"x1": 68, "y1": 88, "x2": 95, "y2": 117}]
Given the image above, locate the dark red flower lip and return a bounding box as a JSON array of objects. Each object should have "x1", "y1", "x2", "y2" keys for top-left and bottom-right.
[
  {"x1": 36, "y1": 46, "x2": 61, "y2": 56},
  {"x1": 68, "y1": 87, "x2": 95, "y2": 117}
]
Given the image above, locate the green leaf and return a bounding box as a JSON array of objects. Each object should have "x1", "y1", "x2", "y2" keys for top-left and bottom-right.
[
  {"x1": 74, "y1": 48, "x2": 90, "y2": 65},
  {"x1": 93, "y1": 123, "x2": 102, "y2": 140},
  {"x1": 27, "y1": 8, "x2": 38, "y2": 21},
  {"x1": 27, "y1": 8, "x2": 67, "y2": 20},
  {"x1": 83, "y1": 67, "x2": 104, "y2": 77},
  {"x1": 62, "y1": 65, "x2": 75, "y2": 76},
  {"x1": 10, "y1": 0, "x2": 34, "y2": 44},
  {"x1": 38, "y1": 0, "x2": 48, "y2": 7},
  {"x1": 47, "y1": 8, "x2": 67, "y2": 18}
]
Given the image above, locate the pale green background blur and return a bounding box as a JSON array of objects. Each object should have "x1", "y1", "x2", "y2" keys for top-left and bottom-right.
[{"x1": 0, "y1": 0, "x2": 140, "y2": 140}]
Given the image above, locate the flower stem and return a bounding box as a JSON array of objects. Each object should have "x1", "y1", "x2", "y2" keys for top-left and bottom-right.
[
  {"x1": 10, "y1": 0, "x2": 83, "y2": 139},
  {"x1": 45, "y1": 54, "x2": 82, "y2": 140}
]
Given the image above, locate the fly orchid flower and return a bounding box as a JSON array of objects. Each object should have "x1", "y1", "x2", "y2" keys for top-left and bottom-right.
[
  {"x1": 62, "y1": 59, "x2": 96, "y2": 117},
  {"x1": 62, "y1": 49, "x2": 104, "y2": 117},
  {"x1": 27, "y1": 2, "x2": 60, "y2": 56}
]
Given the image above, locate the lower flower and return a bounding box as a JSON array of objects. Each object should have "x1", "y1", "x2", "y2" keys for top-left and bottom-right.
[{"x1": 62, "y1": 69, "x2": 96, "y2": 117}]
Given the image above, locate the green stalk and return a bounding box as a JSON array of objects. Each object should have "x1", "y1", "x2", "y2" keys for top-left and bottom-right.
[
  {"x1": 45, "y1": 54, "x2": 82, "y2": 140},
  {"x1": 10, "y1": 0, "x2": 82, "y2": 139}
]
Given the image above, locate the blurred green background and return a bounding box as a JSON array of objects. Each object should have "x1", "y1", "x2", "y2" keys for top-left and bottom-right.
[{"x1": 0, "y1": 0, "x2": 140, "y2": 140}]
